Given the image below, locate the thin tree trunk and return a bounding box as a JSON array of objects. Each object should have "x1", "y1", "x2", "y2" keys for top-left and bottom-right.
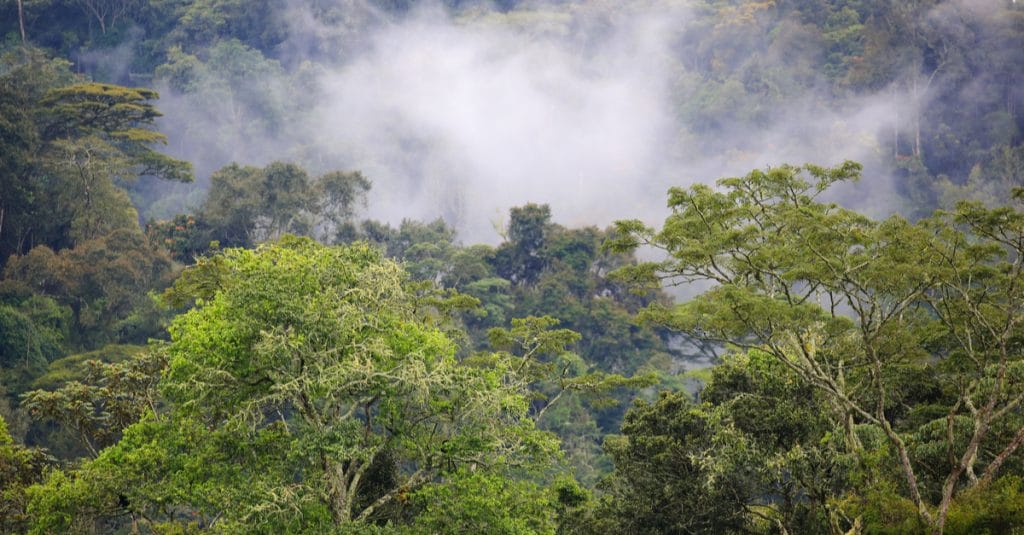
[
  {"x1": 16, "y1": 0, "x2": 26, "y2": 43},
  {"x1": 978, "y1": 424, "x2": 1024, "y2": 488},
  {"x1": 892, "y1": 88, "x2": 900, "y2": 159}
]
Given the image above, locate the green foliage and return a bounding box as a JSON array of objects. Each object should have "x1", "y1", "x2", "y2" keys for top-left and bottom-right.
[
  {"x1": 196, "y1": 161, "x2": 370, "y2": 250},
  {"x1": 408, "y1": 469, "x2": 557, "y2": 534},
  {"x1": 586, "y1": 391, "x2": 754, "y2": 534},
  {"x1": 30, "y1": 344, "x2": 143, "y2": 391},
  {"x1": 609, "y1": 160, "x2": 1024, "y2": 532},
  {"x1": 493, "y1": 203, "x2": 552, "y2": 286},
  {"x1": 0, "y1": 304, "x2": 61, "y2": 375},
  {"x1": 4, "y1": 229, "x2": 177, "y2": 348},
  {"x1": 582, "y1": 348, "x2": 850, "y2": 534},
  {"x1": 145, "y1": 214, "x2": 209, "y2": 263},
  {"x1": 38, "y1": 82, "x2": 192, "y2": 183},
  {"x1": 945, "y1": 476, "x2": 1024, "y2": 535},
  {"x1": 0, "y1": 415, "x2": 50, "y2": 534},
  {"x1": 21, "y1": 348, "x2": 164, "y2": 459},
  {"x1": 28, "y1": 237, "x2": 559, "y2": 531}
]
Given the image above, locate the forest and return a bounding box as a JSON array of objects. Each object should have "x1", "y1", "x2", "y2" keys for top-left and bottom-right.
[{"x1": 1, "y1": 0, "x2": 1024, "y2": 533}]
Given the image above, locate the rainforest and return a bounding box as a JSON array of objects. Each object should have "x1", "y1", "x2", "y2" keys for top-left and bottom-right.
[{"x1": 1, "y1": 1, "x2": 1024, "y2": 533}]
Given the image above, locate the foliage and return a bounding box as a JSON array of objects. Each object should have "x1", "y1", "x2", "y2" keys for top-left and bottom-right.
[
  {"x1": 195, "y1": 161, "x2": 370, "y2": 250},
  {"x1": 579, "y1": 348, "x2": 850, "y2": 534},
  {"x1": 4, "y1": 229, "x2": 177, "y2": 347},
  {"x1": 408, "y1": 469, "x2": 558, "y2": 534},
  {"x1": 21, "y1": 349, "x2": 165, "y2": 459},
  {"x1": 0, "y1": 415, "x2": 51, "y2": 534},
  {"x1": 27, "y1": 237, "x2": 559, "y2": 531},
  {"x1": 583, "y1": 391, "x2": 754, "y2": 534},
  {"x1": 608, "y1": 161, "x2": 1024, "y2": 532}
]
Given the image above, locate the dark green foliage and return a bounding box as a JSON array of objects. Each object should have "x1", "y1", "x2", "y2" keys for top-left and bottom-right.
[
  {"x1": 494, "y1": 203, "x2": 552, "y2": 286},
  {"x1": 580, "y1": 350, "x2": 847, "y2": 534},
  {"x1": 4, "y1": 229, "x2": 176, "y2": 348},
  {"x1": 588, "y1": 391, "x2": 753, "y2": 534},
  {"x1": 191, "y1": 161, "x2": 370, "y2": 251},
  {"x1": 945, "y1": 476, "x2": 1024, "y2": 535},
  {"x1": 21, "y1": 349, "x2": 165, "y2": 460},
  {"x1": 0, "y1": 304, "x2": 62, "y2": 395},
  {"x1": 144, "y1": 214, "x2": 209, "y2": 263}
]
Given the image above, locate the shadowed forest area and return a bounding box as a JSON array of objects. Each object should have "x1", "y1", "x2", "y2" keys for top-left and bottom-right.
[{"x1": 2, "y1": 1, "x2": 1024, "y2": 533}]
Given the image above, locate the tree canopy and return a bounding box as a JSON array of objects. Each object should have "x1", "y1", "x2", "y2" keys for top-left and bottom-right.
[{"x1": 606, "y1": 161, "x2": 1024, "y2": 533}]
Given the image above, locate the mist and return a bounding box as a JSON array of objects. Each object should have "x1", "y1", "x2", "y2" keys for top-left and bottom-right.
[{"x1": 152, "y1": 0, "x2": 917, "y2": 243}]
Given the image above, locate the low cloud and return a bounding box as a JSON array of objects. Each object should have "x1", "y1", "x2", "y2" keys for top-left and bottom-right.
[{"x1": 153, "y1": 0, "x2": 916, "y2": 241}]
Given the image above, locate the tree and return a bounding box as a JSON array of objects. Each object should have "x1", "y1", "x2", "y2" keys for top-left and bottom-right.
[
  {"x1": 607, "y1": 162, "x2": 1024, "y2": 533},
  {"x1": 21, "y1": 350, "x2": 165, "y2": 459},
  {"x1": 0, "y1": 47, "x2": 75, "y2": 265},
  {"x1": 29, "y1": 237, "x2": 557, "y2": 531},
  {"x1": 71, "y1": 0, "x2": 139, "y2": 34},
  {"x1": 4, "y1": 229, "x2": 176, "y2": 348},
  {"x1": 578, "y1": 348, "x2": 852, "y2": 535},
  {"x1": 407, "y1": 469, "x2": 559, "y2": 534},
  {"x1": 38, "y1": 83, "x2": 192, "y2": 183},
  {"x1": 0, "y1": 415, "x2": 50, "y2": 534},
  {"x1": 484, "y1": 316, "x2": 656, "y2": 426},
  {"x1": 494, "y1": 203, "x2": 553, "y2": 286},
  {"x1": 199, "y1": 162, "x2": 370, "y2": 249},
  {"x1": 0, "y1": 49, "x2": 191, "y2": 269},
  {"x1": 582, "y1": 391, "x2": 754, "y2": 534}
]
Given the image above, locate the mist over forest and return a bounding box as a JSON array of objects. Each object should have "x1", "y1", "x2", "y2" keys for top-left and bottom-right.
[
  {"x1": 143, "y1": 0, "x2": 919, "y2": 239},
  {"x1": 2, "y1": 1, "x2": 1024, "y2": 533}
]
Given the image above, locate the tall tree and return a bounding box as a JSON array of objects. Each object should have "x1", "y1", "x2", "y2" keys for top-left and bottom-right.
[
  {"x1": 28, "y1": 237, "x2": 558, "y2": 532},
  {"x1": 608, "y1": 162, "x2": 1024, "y2": 533}
]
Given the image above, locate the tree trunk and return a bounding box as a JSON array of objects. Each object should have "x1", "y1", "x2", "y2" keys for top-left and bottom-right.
[
  {"x1": 16, "y1": 0, "x2": 26, "y2": 43},
  {"x1": 892, "y1": 87, "x2": 900, "y2": 159},
  {"x1": 911, "y1": 76, "x2": 922, "y2": 159},
  {"x1": 978, "y1": 424, "x2": 1024, "y2": 488},
  {"x1": 325, "y1": 459, "x2": 354, "y2": 524}
]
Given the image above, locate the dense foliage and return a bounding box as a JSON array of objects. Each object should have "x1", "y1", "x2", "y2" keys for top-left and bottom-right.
[{"x1": 2, "y1": 0, "x2": 1024, "y2": 533}]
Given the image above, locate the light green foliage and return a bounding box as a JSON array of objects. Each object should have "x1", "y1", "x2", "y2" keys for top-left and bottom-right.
[
  {"x1": 0, "y1": 415, "x2": 50, "y2": 534},
  {"x1": 28, "y1": 237, "x2": 558, "y2": 531},
  {"x1": 408, "y1": 469, "x2": 557, "y2": 534},
  {"x1": 609, "y1": 162, "x2": 1024, "y2": 532},
  {"x1": 486, "y1": 316, "x2": 657, "y2": 424},
  {"x1": 160, "y1": 237, "x2": 554, "y2": 524},
  {"x1": 945, "y1": 476, "x2": 1024, "y2": 535},
  {"x1": 30, "y1": 344, "x2": 143, "y2": 391}
]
